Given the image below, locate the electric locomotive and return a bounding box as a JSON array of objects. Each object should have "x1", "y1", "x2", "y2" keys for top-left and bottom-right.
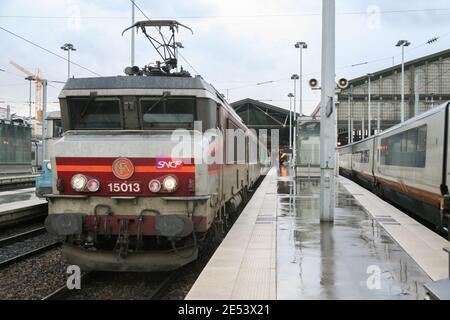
[{"x1": 44, "y1": 21, "x2": 269, "y2": 271}]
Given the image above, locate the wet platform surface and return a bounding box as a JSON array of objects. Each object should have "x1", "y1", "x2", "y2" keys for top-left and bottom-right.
[
  {"x1": 277, "y1": 177, "x2": 432, "y2": 300},
  {"x1": 0, "y1": 188, "x2": 46, "y2": 226},
  {"x1": 0, "y1": 188, "x2": 37, "y2": 205},
  {"x1": 186, "y1": 167, "x2": 449, "y2": 300}
]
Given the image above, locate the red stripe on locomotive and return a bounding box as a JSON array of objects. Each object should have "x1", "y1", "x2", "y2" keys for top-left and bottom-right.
[{"x1": 56, "y1": 157, "x2": 195, "y2": 196}]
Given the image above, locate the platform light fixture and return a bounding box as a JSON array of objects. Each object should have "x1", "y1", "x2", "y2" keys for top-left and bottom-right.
[
  {"x1": 60, "y1": 43, "x2": 77, "y2": 79},
  {"x1": 295, "y1": 42, "x2": 308, "y2": 118},
  {"x1": 396, "y1": 40, "x2": 411, "y2": 123}
]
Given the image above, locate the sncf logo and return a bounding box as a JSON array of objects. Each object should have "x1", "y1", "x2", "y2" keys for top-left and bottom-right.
[
  {"x1": 112, "y1": 158, "x2": 134, "y2": 180},
  {"x1": 156, "y1": 159, "x2": 184, "y2": 170}
]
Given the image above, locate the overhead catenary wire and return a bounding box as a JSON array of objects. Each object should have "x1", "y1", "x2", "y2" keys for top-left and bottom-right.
[
  {"x1": 2, "y1": 7, "x2": 450, "y2": 20},
  {"x1": 0, "y1": 26, "x2": 101, "y2": 77}
]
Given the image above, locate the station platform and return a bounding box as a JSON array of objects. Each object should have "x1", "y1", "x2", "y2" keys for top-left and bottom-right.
[
  {"x1": 186, "y1": 167, "x2": 450, "y2": 300},
  {"x1": 0, "y1": 174, "x2": 39, "y2": 187},
  {"x1": 0, "y1": 188, "x2": 47, "y2": 227}
]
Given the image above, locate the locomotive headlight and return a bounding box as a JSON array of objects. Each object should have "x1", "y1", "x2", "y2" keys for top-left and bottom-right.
[
  {"x1": 71, "y1": 174, "x2": 87, "y2": 192},
  {"x1": 149, "y1": 179, "x2": 162, "y2": 193},
  {"x1": 87, "y1": 179, "x2": 100, "y2": 192},
  {"x1": 163, "y1": 176, "x2": 178, "y2": 192},
  {"x1": 46, "y1": 162, "x2": 52, "y2": 171}
]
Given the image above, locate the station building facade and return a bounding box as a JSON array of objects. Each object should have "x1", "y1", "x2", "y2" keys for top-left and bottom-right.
[{"x1": 337, "y1": 48, "x2": 450, "y2": 146}]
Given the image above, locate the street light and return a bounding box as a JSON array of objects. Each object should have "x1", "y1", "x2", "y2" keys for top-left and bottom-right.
[
  {"x1": 396, "y1": 40, "x2": 410, "y2": 123},
  {"x1": 291, "y1": 75, "x2": 299, "y2": 165},
  {"x1": 295, "y1": 42, "x2": 307, "y2": 118},
  {"x1": 288, "y1": 93, "x2": 294, "y2": 152},
  {"x1": 25, "y1": 76, "x2": 34, "y2": 120},
  {"x1": 60, "y1": 43, "x2": 77, "y2": 79}
]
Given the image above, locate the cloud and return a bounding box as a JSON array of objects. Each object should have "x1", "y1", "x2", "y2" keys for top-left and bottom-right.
[{"x1": 1, "y1": 0, "x2": 450, "y2": 117}]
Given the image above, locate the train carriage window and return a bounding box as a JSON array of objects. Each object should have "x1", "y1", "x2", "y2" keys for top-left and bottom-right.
[
  {"x1": 68, "y1": 98, "x2": 122, "y2": 130},
  {"x1": 380, "y1": 125, "x2": 427, "y2": 168},
  {"x1": 406, "y1": 129, "x2": 418, "y2": 153},
  {"x1": 140, "y1": 97, "x2": 196, "y2": 130},
  {"x1": 353, "y1": 150, "x2": 370, "y2": 164},
  {"x1": 416, "y1": 126, "x2": 427, "y2": 167},
  {"x1": 401, "y1": 132, "x2": 408, "y2": 153}
]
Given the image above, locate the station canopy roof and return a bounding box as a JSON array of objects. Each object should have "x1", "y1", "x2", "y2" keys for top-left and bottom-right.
[{"x1": 231, "y1": 98, "x2": 299, "y2": 129}]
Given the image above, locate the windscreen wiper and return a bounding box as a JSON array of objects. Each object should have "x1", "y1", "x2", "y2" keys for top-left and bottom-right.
[
  {"x1": 144, "y1": 91, "x2": 171, "y2": 114},
  {"x1": 79, "y1": 92, "x2": 98, "y2": 119}
]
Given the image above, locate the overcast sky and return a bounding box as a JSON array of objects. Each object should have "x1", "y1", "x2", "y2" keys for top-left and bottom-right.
[{"x1": 1, "y1": 0, "x2": 450, "y2": 117}]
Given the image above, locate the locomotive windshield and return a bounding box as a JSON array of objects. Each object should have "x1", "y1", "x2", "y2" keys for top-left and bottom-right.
[
  {"x1": 64, "y1": 95, "x2": 210, "y2": 131},
  {"x1": 140, "y1": 97, "x2": 196, "y2": 130},
  {"x1": 68, "y1": 98, "x2": 122, "y2": 130}
]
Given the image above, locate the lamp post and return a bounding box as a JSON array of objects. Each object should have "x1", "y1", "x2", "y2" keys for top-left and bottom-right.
[
  {"x1": 291, "y1": 74, "x2": 300, "y2": 165},
  {"x1": 367, "y1": 73, "x2": 372, "y2": 137},
  {"x1": 60, "y1": 43, "x2": 77, "y2": 79},
  {"x1": 25, "y1": 76, "x2": 34, "y2": 120},
  {"x1": 396, "y1": 40, "x2": 410, "y2": 123},
  {"x1": 288, "y1": 93, "x2": 294, "y2": 152},
  {"x1": 295, "y1": 42, "x2": 308, "y2": 119}
]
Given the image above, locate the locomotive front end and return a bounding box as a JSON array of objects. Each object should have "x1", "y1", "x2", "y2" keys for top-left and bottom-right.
[{"x1": 45, "y1": 76, "x2": 220, "y2": 271}]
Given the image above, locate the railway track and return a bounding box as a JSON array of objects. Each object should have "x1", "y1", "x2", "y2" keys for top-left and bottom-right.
[
  {"x1": 42, "y1": 269, "x2": 183, "y2": 300},
  {"x1": 0, "y1": 241, "x2": 61, "y2": 270},
  {"x1": 39, "y1": 176, "x2": 265, "y2": 300},
  {"x1": 0, "y1": 226, "x2": 46, "y2": 247}
]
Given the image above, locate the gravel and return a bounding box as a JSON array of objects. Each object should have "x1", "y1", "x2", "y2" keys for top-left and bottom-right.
[
  {"x1": 61, "y1": 272, "x2": 171, "y2": 300},
  {"x1": 0, "y1": 222, "x2": 45, "y2": 239},
  {"x1": 0, "y1": 233, "x2": 59, "y2": 262},
  {"x1": 0, "y1": 248, "x2": 68, "y2": 300}
]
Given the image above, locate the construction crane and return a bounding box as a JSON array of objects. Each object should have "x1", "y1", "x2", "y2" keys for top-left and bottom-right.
[{"x1": 9, "y1": 60, "x2": 43, "y2": 137}]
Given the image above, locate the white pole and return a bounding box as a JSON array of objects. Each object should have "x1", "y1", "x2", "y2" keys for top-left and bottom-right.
[
  {"x1": 289, "y1": 97, "x2": 292, "y2": 151},
  {"x1": 320, "y1": 0, "x2": 336, "y2": 222},
  {"x1": 28, "y1": 79, "x2": 32, "y2": 120},
  {"x1": 368, "y1": 75, "x2": 371, "y2": 137},
  {"x1": 362, "y1": 116, "x2": 365, "y2": 140},
  {"x1": 68, "y1": 49, "x2": 71, "y2": 79},
  {"x1": 401, "y1": 45, "x2": 405, "y2": 123},
  {"x1": 347, "y1": 95, "x2": 351, "y2": 144},
  {"x1": 377, "y1": 100, "x2": 381, "y2": 133},
  {"x1": 42, "y1": 80, "x2": 48, "y2": 159},
  {"x1": 131, "y1": 0, "x2": 136, "y2": 66},
  {"x1": 415, "y1": 73, "x2": 419, "y2": 116},
  {"x1": 293, "y1": 79, "x2": 297, "y2": 166},
  {"x1": 351, "y1": 118, "x2": 354, "y2": 143},
  {"x1": 300, "y1": 48, "x2": 303, "y2": 118}
]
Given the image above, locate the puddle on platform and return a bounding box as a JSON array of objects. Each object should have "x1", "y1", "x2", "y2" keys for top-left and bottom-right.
[
  {"x1": 0, "y1": 192, "x2": 35, "y2": 205},
  {"x1": 276, "y1": 175, "x2": 431, "y2": 300}
]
